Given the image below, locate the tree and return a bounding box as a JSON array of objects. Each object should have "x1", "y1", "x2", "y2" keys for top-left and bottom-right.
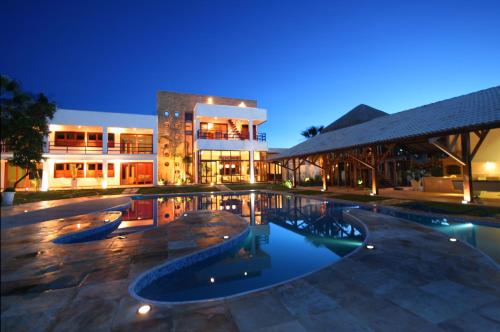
[
  {"x1": 0, "y1": 76, "x2": 56, "y2": 188},
  {"x1": 301, "y1": 125, "x2": 324, "y2": 139}
]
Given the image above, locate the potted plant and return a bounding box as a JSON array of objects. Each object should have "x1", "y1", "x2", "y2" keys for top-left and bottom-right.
[
  {"x1": 70, "y1": 164, "x2": 81, "y2": 189},
  {"x1": 2, "y1": 187, "x2": 16, "y2": 206}
]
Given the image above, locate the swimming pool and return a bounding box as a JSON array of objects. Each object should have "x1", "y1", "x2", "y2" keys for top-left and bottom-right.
[{"x1": 129, "y1": 193, "x2": 365, "y2": 303}]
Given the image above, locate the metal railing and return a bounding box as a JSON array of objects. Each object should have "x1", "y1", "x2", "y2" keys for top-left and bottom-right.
[
  {"x1": 197, "y1": 130, "x2": 266, "y2": 142},
  {"x1": 47, "y1": 142, "x2": 154, "y2": 154}
]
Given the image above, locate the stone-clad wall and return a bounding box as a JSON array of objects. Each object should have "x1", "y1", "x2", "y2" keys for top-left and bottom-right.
[{"x1": 157, "y1": 91, "x2": 257, "y2": 184}]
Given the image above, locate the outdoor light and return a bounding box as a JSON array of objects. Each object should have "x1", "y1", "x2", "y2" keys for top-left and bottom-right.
[
  {"x1": 461, "y1": 200, "x2": 469, "y2": 204},
  {"x1": 223, "y1": 235, "x2": 229, "y2": 239},
  {"x1": 24, "y1": 210, "x2": 28, "y2": 213},
  {"x1": 104, "y1": 219, "x2": 110, "y2": 223},
  {"x1": 369, "y1": 193, "x2": 376, "y2": 196},
  {"x1": 101, "y1": 180, "x2": 108, "y2": 189},
  {"x1": 366, "y1": 244, "x2": 375, "y2": 250},
  {"x1": 449, "y1": 237, "x2": 457, "y2": 242},
  {"x1": 118, "y1": 235, "x2": 126, "y2": 239},
  {"x1": 137, "y1": 304, "x2": 151, "y2": 315},
  {"x1": 183, "y1": 213, "x2": 188, "y2": 217},
  {"x1": 59, "y1": 218, "x2": 64, "y2": 221},
  {"x1": 77, "y1": 223, "x2": 81, "y2": 229},
  {"x1": 244, "y1": 272, "x2": 248, "y2": 276},
  {"x1": 210, "y1": 277, "x2": 215, "y2": 283}
]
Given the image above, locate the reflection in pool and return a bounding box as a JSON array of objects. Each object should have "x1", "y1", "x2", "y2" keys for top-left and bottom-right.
[{"x1": 128, "y1": 193, "x2": 364, "y2": 302}]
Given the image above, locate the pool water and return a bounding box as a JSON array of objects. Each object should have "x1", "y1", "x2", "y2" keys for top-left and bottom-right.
[
  {"x1": 125, "y1": 192, "x2": 500, "y2": 302},
  {"x1": 129, "y1": 193, "x2": 364, "y2": 302}
]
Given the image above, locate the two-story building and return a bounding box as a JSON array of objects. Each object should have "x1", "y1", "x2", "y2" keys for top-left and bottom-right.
[
  {"x1": 1, "y1": 109, "x2": 158, "y2": 190},
  {"x1": 1, "y1": 91, "x2": 277, "y2": 190},
  {"x1": 157, "y1": 91, "x2": 273, "y2": 185}
]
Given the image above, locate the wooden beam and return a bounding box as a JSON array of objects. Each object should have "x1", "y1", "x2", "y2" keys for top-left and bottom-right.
[
  {"x1": 470, "y1": 130, "x2": 489, "y2": 160},
  {"x1": 321, "y1": 155, "x2": 328, "y2": 191},
  {"x1": 371, "y1": 146, "x2": 379, "y2": 195},
  {"x1": 461, "y1": 132, "x2": 473, "y2": 202},
  {"x1": 428, "y1": 138, "x2": 466, "y2": 166},
  {"x1": 379, "y1": 143, "x2": 396, "y2": 162},
  {"x1": 346, "y1": 152, "x2": 373, "y2": 169}
]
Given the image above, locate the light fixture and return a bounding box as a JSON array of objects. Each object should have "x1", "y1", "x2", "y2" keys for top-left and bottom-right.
[
  {"x1": 369, "y1": 193, "x2": 376, "y2": 196},
  {"x1": 118, "y1": 235, "x2": 126, "y2": 239},
  {"x1": 210, "y1": 277, "x2": 215, "y2": 283},
  {"x1": 78, "y1": 125, "x2": 81, "y2": 128},
  {"x1": 223, "y1": 235, "x2": 229, "y2": 239},
  {"x1": 461, "y1": 200, "x2": 469, "y2": 204},
  {"x1": 137, "y1": 304, "x2": 151, "y2": 315},
  {"x1": 207, "y1": 97, "x2": 213, "y2": 104},
  {"x1": 449, "y1": 237, "x2": 457, "y2": 242},
  {"x1": 366, "y1": 244, "x2": 375, "y2": 250},
  {"x1": 244, "y1": 272, "x2": 248, "y2": 276},
  {"x1": 238, "y1": 102, "x2": 246, "y2": 107},
  {"x1": 104, "y1": 219, "x2": 110, "y2": 223},
  {"x1": 183, "y1": 213, "x2": 188, "y2": 217},
  {"x1": 77, "y1": 223, "x2": 81, "y2": 229},
  {"x1": 24, "y1": 210, "x2": 28, "y2": 213}
]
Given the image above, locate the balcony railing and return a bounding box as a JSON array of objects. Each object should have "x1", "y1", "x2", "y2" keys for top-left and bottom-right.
[
  {"x1": 197, "y1": 130, "x2": 266, "y2": 142},
  {"x1": 47, "y1": 142, "x2": 154, "y2": 154}
]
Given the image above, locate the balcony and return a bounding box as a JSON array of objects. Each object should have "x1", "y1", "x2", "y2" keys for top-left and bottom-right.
[
  {"x1": 47, "y1": 142, "x2": 154, "y2": 154},
  {"x1": 196, "y1": 130, "x2": 266, "y2": 142}
]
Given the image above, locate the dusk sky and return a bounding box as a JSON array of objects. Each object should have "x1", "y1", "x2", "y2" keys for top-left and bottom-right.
[{"x1": 2, "y1": 0, "x2": 499, "y2": 148}]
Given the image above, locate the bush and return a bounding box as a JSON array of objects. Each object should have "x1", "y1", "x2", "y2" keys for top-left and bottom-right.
[{"x1": 283, "y1": 180, "x2": 293, "y2": 189}]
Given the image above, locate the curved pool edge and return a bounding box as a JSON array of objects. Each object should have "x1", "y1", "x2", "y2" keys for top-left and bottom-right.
[
  {"x1": 52, "y1": 211, "x2": 122, "y2": 244},
  {"x1": 128, "y1": 208, "x2": 369, "y2": 307}
]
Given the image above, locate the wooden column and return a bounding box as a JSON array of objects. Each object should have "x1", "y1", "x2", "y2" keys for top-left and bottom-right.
[
  {"x1": 353, "y1": 162, "x2": 358, "y2": 188},
  {"x1": 371, "y1": 147, "x2": 378, "y2": 195},
  {"x1": 461, "y1": 132, "x2": 473, "y2": 202},
  {"x1": 292, "y1": 158, "x2": 297, "y2": 188},
  {"x1": 321, "y1": 155, "x2": 328, "y2": 191}
]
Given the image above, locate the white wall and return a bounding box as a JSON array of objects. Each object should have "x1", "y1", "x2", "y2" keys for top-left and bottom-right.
[
  {"x1": 52, "y1": 109, "x2": 157, "y2": 129},
  {"x1": 194, "y1": 103, "x2": 267, "y2": 122}
]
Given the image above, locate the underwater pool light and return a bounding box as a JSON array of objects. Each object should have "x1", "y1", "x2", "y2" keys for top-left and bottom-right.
[
  {"x1": 223, "y1": 235, "x2": 229, "y2": 239},
  {"x1": 366, "y1": 244, "x2": 375, "y2": 250},
  {"x1": 137, "y1": 304, "x2": 151, "y2": 315},
  {"x1": 210, "y1": 277, "x2": 215, "y2": 283},
  {"x1": 449, "y1": 237, "x2": 457, "y2": 242},
  {"x1": 244, "y1": 272, "x2": 248, "y2": 276},
  {"x1": 183, "y1": 213, "x2": 188, "y2": 217}
]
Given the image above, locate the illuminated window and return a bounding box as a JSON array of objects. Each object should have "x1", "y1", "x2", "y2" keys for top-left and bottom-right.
[
  {"x1": 164, "y1": 111, "x2": 169, "y2": 117},
  {"x1": 174, "y1": 111, "x2": 180, "y2": 117}
]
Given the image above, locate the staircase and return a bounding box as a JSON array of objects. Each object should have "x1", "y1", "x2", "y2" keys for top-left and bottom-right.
[
  {"x1": 228, "y1": 119, "x2": 243, "y2": 139},
  {"x1": 379, "y1": 173, "x2": 395, "y2": 188}
]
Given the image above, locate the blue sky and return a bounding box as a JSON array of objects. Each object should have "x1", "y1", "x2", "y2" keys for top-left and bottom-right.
[{"x1": 1, "y1": 0, "x2": 499, "y2": 148}]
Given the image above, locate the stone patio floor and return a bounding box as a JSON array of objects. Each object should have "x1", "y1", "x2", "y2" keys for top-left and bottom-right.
[{"x1": 1, "y1": 198, "x2": 499, "y2": 331}]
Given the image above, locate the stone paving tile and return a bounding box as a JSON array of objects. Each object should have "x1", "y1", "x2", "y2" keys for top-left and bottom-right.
[
  {"x1": 420, "y1": 280, "x2": 497, "y2": 310},
  {"x1": 255, "y1": 320, "x2": 308, "y2": 332},
  {"x1": 438, "y1": 310, "x2": 500, "y2": 332},
  {"x1": 383, "y1": 283, "x2": 468, "y2": 324},
  {"x1": 274, "y1": 279, "x2": 339, "y2": 316},
  {"x1": 50, "y1": 298, "x2": 120, "y2": 332},
  {"x1": 171, "y1": 305, "x2": 239, "y2": 332},
  {"x1": 228, "y1": 293, "x2": 296, "y2": 332},
  {"x1": 2, "y1": 200, "x2": 500, "y2": 331},
  {"x1": 297, "y1": 307, "x2": 374, "y2": 332}
]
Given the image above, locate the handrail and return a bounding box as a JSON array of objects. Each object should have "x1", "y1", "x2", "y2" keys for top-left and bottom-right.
[
  {"x1": 197, "y1": 130, "x2": 266, "y2": 142},
  {"x1": 47, "y1": 142, "x2": 154, "y2": 154}
]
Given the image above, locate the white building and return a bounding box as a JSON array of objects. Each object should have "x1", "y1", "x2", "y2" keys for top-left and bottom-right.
[{"x1": 1, "y1": 109, "x2": 158, "y2": 191}]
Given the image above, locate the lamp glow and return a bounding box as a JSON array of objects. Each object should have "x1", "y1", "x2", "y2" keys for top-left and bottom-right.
[
  {"x1": 449, "y1": 237, "x2": 457, "y2": 242},
  {"x1": 366, "y1": 244, "x2": 375, "y2": 250},
  {"x1": 137, "y1": 304, "x2": 151, "y2": 315},
  {"x1": 210, "y1": 277, "x2": 215, "y2": 283}
]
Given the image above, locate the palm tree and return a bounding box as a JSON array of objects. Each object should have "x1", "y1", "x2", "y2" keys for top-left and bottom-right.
[{"x1": 301, "y1": 125, "x2": 324, "y2": 139}]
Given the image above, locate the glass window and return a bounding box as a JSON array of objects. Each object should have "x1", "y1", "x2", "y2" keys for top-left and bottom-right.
[
  {"x1": 211, "y1": 151, "x2": 221, "y2": 160},
  {"x1": 88, "y1": 164, "x2": 96, "y2": 171},
  {"x1": 56, "y1": 133, "x2": 65, "y2": 140},
  {"x1": 185, "y1": 113, "x2": 193, "y2": 121},
  {"x1": 76, "y1": 133, "x2": 84, "y2": 140},
  {"x1": 55, "y1": 164, "x2": 64, "y2": 171},
  {"x1": 241, "y1": 151, "x2": 250, "y2": 160},
  {"x1": 200, "y1": 151, "x2": 211, "y2": 160}
]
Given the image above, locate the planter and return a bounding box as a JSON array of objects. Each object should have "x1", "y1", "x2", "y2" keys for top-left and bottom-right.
[
  {"x1": 71, "y1": 178, "x2": 78, "y2": 189},
  {"x1": 2, "y1": 191, "x2": 15, "y2": 206}
]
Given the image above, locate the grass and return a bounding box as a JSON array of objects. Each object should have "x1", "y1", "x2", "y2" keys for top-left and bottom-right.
[
  {"x1": 395, "y1": 201, "x2": 500, "y2": 218},
  {"x1": 8, "y1": 185, "x2": 219, "y2": 205}
]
